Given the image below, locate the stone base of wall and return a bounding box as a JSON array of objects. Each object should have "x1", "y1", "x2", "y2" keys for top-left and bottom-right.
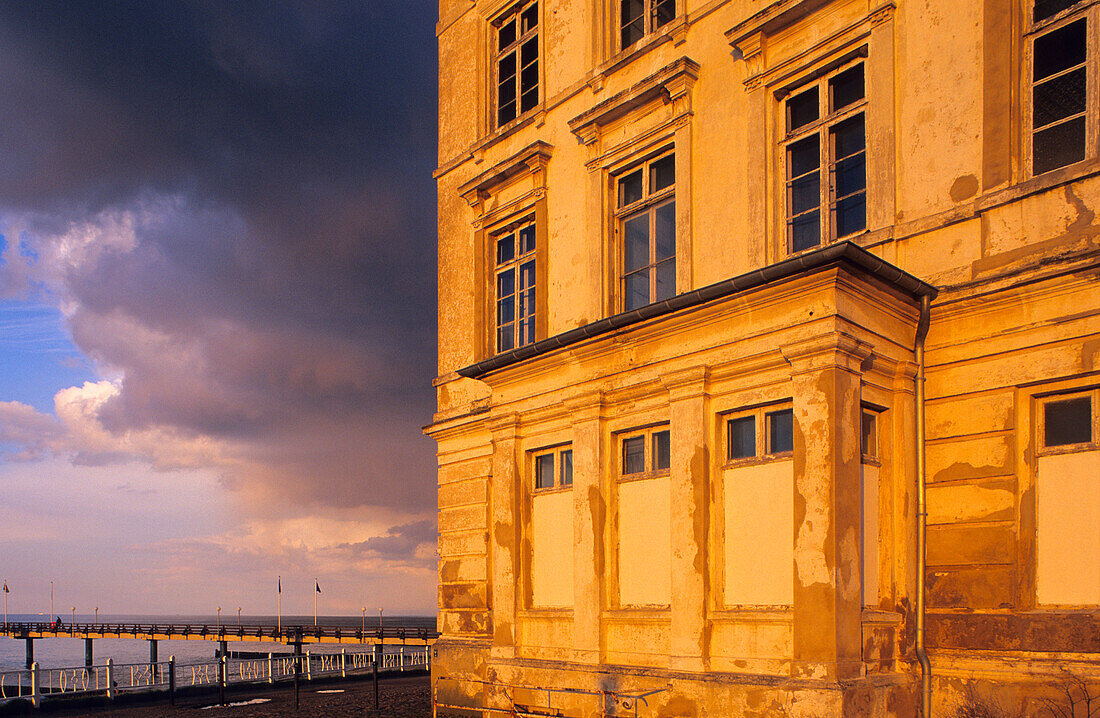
[{"x1": 432, "y1": 638, "x2": 921, "y2": 717}]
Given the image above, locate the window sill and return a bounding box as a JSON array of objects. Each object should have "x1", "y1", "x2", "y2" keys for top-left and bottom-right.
[
  {"x1": 721, "y1": 452, "x2": 793, "y2": 470},
  {"x1": 1036, "y1": 442, "x2": 1099, "y2": 457},
  {"x1": 603, "y1": 608, "x2": 670, "y2": 620},
  {"x1": 618, "y1": 469, "x2": 670, "y2": 483},
  {"x1": 532, "y1": 484, "x2": 573, "y2": 494},
  {"x1": 594, "y1": 17, "x2": 687, "y2": 81}
]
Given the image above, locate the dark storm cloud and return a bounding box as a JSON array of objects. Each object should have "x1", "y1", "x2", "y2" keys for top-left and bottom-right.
[{"x1": 0, "y1": 1, "x2": 439, "y2": 512}]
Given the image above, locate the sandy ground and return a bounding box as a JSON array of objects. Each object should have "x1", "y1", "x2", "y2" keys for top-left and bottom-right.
[{"x1": 1, "y1": 673, "x2": 432, "y2": 717}]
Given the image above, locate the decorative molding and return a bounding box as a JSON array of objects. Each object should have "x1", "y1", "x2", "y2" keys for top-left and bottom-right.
[
  {"x1": 567, "y1": 57, "x2": 700, "y2": 147},
  {"x1": 458, "y1": 141, "x2": 553, "y2": 217}
]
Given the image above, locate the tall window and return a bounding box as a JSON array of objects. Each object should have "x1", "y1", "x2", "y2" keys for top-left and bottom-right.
[
  {"x1": 616, "y1": 151, "x2": 675, "y2": 312},
  {"x1": 784, "y1": 62, "x2": 866, "y2": 253},
  {"x1": 495, "y1": 1, "x2": 539, "y2": 127},
  {"x1": 493, "y1": 215, "x2": 536, "y2": 353},
  {"x1": 1030, "y1": 0, "x2": 1094, "y2": 174},
  {"x1": 620, "y1": 0, "x2": 675, "y2": 50}
]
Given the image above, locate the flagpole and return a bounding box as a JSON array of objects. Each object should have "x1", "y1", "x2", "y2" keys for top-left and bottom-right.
[
  {"x1": 313, "y1": 579, "x2": 318, "y2": 627},
  {"x1": 277, "y1": 576, "x2": 282, "y2": 632}
]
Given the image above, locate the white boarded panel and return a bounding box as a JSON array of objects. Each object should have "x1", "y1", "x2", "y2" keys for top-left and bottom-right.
[
  {"x1": 724, "y1": 461, "x2": 793, "y2": 606},
  {"x1": 1037, "y1": 450, "x2": 1100, "y2": 606},
  {"x1": 618, "y1": 476, "x2": 671, "y2": 606},
  {"x1": 531, "y1": 491, "x2": 574, "y2": 607}
]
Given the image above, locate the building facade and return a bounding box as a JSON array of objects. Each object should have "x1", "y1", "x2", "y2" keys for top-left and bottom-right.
[{"x1": 426, "y1": 0, "x2": 1100, "y2": 715}]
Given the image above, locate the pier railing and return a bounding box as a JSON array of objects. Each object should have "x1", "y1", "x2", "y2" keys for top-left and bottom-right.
[
  {"x1": 0, "y1": 645, "x2": 430, "y2": 707},
  {"x1": 1, "y1": 621, "x2": 437, "y2": 643}
]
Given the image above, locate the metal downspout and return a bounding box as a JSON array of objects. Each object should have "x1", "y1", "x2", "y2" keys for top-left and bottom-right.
[{"x1": 915, "y1": 294, "x2": 932, "y2": 718}]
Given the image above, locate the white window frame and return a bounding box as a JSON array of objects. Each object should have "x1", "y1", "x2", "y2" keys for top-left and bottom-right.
[{"x1": 490, "y1": 213, "x2": 538, "y2": 354}]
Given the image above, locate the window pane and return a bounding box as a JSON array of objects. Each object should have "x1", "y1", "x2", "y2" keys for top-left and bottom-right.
[
  {"x1": 790, "y1": 173, "x2": 820, "y2": 216},
  {"x1": 624, "y1": 270, "x2": 650, "y2": 311},
  {"x1": 767, "y1": 409, "x2": 794, "y2": 454},
  {"x1": 519, "y1": 260, "x2": 535, "y2": 293},
  {"x1": 498, "y1": 100, "x2": 517, "y2": 127},
  {"x1": 498, "y1": 324, "x2": 514, "y2": 352},
  {"x1": 1045, "y1": 397, "x2": 1092, "y2": 446},
  {"x1": 518, "y1": 223, "x2": 536, "y2": 254},
  {"x1": 861, "y1": 412, "x2": 877, "y2": 458},
  {"x1": 498, "y1": 17, "x2": 516, "y2": 50},
  {"x1": 623, "y1": 436, "x2": 645, "y2": 474},
  {"x1": 728, "y1": 416, "x2": 756, "y2": 459},
  {"x1": 788, "y1": 135, "x2": 820, "y2": 178},
  {"x1": 651, "y1": 154, "x2": 675, "y2": 192},
  {"x1": 1034, "y1": 67, "x2": 1086, "y2": 128},
  {"x1": 833, "y1": 115, "x2": 865, "y2": 159},
  {"x1": 497, "y1": 293, "x2": 514, "y2": 326},
  {"x1": 835, "y1": 153, "x2": 866, "y2": 199},
  {"x1": 498, "y1": 269, "x2": 515, "y2": 299},
  {"x1": 496, "y1": 234, "x2": 515, "y2": 265},
  {"x1": 619, "y1": 169, "x2": 643, "y2": 206},
  {"x1": 623, "y1": 214, "x2": 649, "y2": 273},
  {"x1": 1035, "y1": 0, "x2": 1078, "y2": 21},
  {"x1": 521, "y1": 3, "x2": 538, "y2": 32},
  {"x1": 1034, "y1": 115, "x2": 1086, "y2": 174},
  {"x1": 653, "y1": 430, "x2": 670, "y2": 471},
  {"x1": 655, "y1": 201, "x2": 675, "y2": 260},
  {"x1": 621, "y1": 0, "x2": 644, "y2": 47},
  {"x1": 790, "y1": 211, "x2": 820, "y2": 252},
  {"x1": 830, "y1": 64, "x2": 865, "y2": 112},
  {"x1": 560, "y1": 450, "x2": 573, "y2": 486},
  {"x1": 788, "y1": 87, "x2": 819, "y2": 132},
  {"x1": 536, "y1": 453, "x2": 555, "y2": 489},
  {"x1": 655, "y1": 258, "x2": 675, "y2": 302},
  {"x1": 836, "y1": 194, "x2": 866, "y2": 237},
  {"x1": 1034, "y1": 20, "x2": 1086, "y2": 81},
  {"x1": 652, "y1": 0, "x2": 675, "y2": 29}
]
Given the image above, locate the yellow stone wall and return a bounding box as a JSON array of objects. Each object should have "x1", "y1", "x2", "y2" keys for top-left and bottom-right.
[{"x1": 431, "y1": 0, "x2": 1100, "y2": 715}]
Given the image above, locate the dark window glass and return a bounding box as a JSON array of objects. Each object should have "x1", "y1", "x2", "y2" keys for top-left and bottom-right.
[
  {"x1": 560, "y1": 450, "x2": 573, "y2": 486},
  {"x1": 1034, "y1": 20, "x2": 1086, "y2": 80},
  {"x1": 1034, "y1": 115, "x2": 1087, "y2": 174},
  {"x1": 535, "y1": 453, "x2": 555, "y2": 489},
  {"x1": 728, "y1": 416, "x2": 756, "y2": 459},
  {"x1": 623, "y1": 436, "x2": 645, "y2": 474},
  {"x1": 619, "y1": 169, "x2": 643, "y2": 207},
  {"x1": 497, "y1": 51, "x2": 517, "y2": 126},
  {"x1": 654, "y1": 202, "x2": 675, "y2": 260},
  {"x1": 788, "y1": 87, "x2": 819, "y2": 132},
  {"x1": 518, "y1": 223, "x2": 536, "y2": 254},
  {"x1": 655, "y1": 259, "x2": 675, "y2": 302},
  {"x1": 652, "y1": 0, "x2": 675, "y2": 29},
  {"x1": 789, "y1": 134, "x2": 820, "y2": 178},
  {"x1": 861, "y1": 412, "x2": 877, "y2": 458},
  {"x1": 1035, "y1": 0, "x2": 1080, "y2": 22},
  {"x1": 653, "y1": 430, "x2": 670, "y2": 471},
  {"x1": 520, "y1": 39, "x2": 539, "y2": 112},
  {"x1": 1045, "y1": 397, "x2": 1092, "y2": 446},
  {"x1": 521, "y1": 3, "x2": 538, "y2": 32},
  {"x1": 790, "y1": 212, "x2": 821, "y2": 252},
  {"x1": 1034, "y1": 67, "x2": 1086, "y2": 128},
  {"x1": 496, "y1": 234, "x2": 515, "y2": 265},
  {"x1": 650, "y1": 154, "x2": 675, "y2": 192},
  {"x1": 624, "y1": 270, "x2": 649, "y2": 311},
  {"x1": 767, "y1": 409, "x2": 794, "y2": 454},
  {"x1": 621, "y1": 0, "x2": 644, "y2": 48},
  {"x1": 623, "y1": 214, "x2": 649, "y2": 274},
  {"x1": 832, "y1": 114, "x2": 866, "y2": 237},
  {"x1": 498, "y1": 18, "x2": 516, "y2": 51},
  {"x1": 830, "y1": 64, "x2": 865, "y2": 112}
]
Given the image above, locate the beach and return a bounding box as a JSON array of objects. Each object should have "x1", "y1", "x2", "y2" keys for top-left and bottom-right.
[{"x1": 0, "y1": 674, "x2": 431, "y2": 717}]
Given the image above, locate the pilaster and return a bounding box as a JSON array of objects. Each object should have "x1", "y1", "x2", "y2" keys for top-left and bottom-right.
[
  {"x1": 662, "y1": 366, "x2": 710, "y2": 672},
  {"x1": 489, "y1": 412, "x2": 520, "y2": 659},
  {"x1": 781, "y1": 333, "x2": 872, "y2": 681}
]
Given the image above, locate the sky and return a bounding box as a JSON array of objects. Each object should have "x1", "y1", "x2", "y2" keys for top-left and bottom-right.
[{"x1": 0, "y1": 1, "x2": 440, "y2": 616}]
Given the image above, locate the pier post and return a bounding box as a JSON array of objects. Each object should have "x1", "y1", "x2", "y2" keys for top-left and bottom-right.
[
  {"x1": 305, "y1": 649, "x2": 312, "y2": 681},
  {"x1": 30, "y1": 662, "x2": 39, "y2": 708},
  {"x1": 373, "y1": 641, "x2": 382, "y2": 710},
  {"x1": 85, "y1": 638, "x2": 94, "y2": 667},
  {"x1": 149, "y1": 639, "x2": 158, "y2": 667},
  {"x1": 106, "y1": 658, "x2": 116, "y2": 699},
  {"x1": 341, "y1": 648, "x2": 346, "y2": 678},
  {"x1": 218, "y1": 639, "x2": 228, "y2": 659},
  {"x1": 169, "y1": 655, "x2": 175, "y2": 706},
  {"x1": 267, "y1": 652, "x2": 274, "y2": 685},
  {"x1": 24, "y1": 637, "x2": 33, "y2": 670},
  {"x1": 218, "y1": 654, "x2": 226, "y2": 706}
]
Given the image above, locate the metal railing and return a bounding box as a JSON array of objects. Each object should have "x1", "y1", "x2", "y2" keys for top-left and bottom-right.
[
  {"x1": 0, "y1": 621, "x2": 438, "y2": 643},
  {"x1": 0, "y1": 645, "x2": 430, "y2": 708},
  {"x1": 434, "y1": 677, "x2": 669, "y2": 718}
]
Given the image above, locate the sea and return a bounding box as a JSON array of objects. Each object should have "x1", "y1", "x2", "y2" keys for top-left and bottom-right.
[{"x1": 0, "y1": 614, "x2": 437, "y2": 673}]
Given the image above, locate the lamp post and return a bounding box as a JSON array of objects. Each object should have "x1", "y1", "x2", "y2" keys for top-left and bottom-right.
[
  {"x1": 361, "y1": 607, "x2": 366, "y2": 633},
  {"x1": 216, "y1": 606, "x2": 221, "y2": 630},
  {"x1": 94, "y1": 607, "x2": 99, "y2": 625},
  {"x1": 378, "y1": 608, "x2": 383, "y2": 629},
  {"x1": 70, "y1": 607, "x2": 75, "y2": 633},
  {"x1": 50, "y1": 581, "x2": 54, "y2": 622},
  {"x1": 237, "y1": 607, "x2": 241, "y2": 630}
]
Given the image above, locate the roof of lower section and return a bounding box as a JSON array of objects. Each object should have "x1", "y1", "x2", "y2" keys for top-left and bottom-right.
[{"x1": 456, "y1": 241, "x2": 938, "y2": 379}]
